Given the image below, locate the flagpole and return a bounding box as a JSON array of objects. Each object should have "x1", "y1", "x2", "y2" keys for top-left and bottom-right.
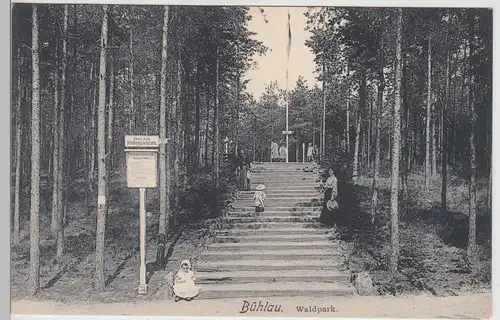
[{"x1": 285, "y1": 10, "x2": 290, "y2": 163}]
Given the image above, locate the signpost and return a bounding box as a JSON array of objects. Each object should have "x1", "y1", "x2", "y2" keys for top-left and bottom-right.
[{"x1": 124, "y1": 135, "x2": 159, "y2": 294}]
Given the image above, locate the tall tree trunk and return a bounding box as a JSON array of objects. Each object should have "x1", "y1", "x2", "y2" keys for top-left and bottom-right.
[
  {"x1": 94, "y1": 5, "x2": 108, "y2": 292},
  {"x1": 353, "y1": 112, "x2": 361, "y2": 182},
  {"x1": 235, "y1": 72, "x2": 241, "y2": 154},
  {"x1": 370, "y1": 34, "x2": 384, "y2": 224},
  {"x1": 173, "y1": 48, "x2": 182, "y2": 207},
  {"x1": 69, "y1": 4, "x2": 78, "y2": 182},
  {"x1": 85, "y1": 62, "x2": 94, "y2": 214},
  {"x1": 401, "y1": 52, "x2": 409, "y2": 215},
  {"x1": 388, "y1": 120, "x2": 391, "y2": 161},
  {"x1": 215, "y1": 45, "x2": 220, "y2": 188},
  {"x1": 353, "y1": 70, "x2": 365, "y2": 182},
  {"x1": 90, "y1": 62, "x2": 97, "y2": 187},
  {"x1": 467, "y1": 12, "x2": 477, "y2": 262},
  {"x1": 368, "y1": 88, "x2": 373, "y2": 170},
  {"x1": 13, "y1": 47, "x2": 23, "y2": 245},
  {"x1": 129, "y1": 8, "x2": 135, "y2": 133},
  {"x1": 28, "y1": 4, "x2": 41, "y2": 295},
  {"x1": 431, "y1": 101, "x2": 437, "y2": 176},
  {"x1": 488, "y1": 161, "x2": 492, "y2": 212},
  {"x1": 346, "y1": 64, "x2": 350, "y2": 153},
  {"x1": 204, "y1": 90, "x2": 210, "y2": 167},
  {"x1": 194, "y1": 58, "x2": 201, "y2": 168},
  {"x1": 107, "y1": 56, "x2": 115, "y2": 173},
  {"x1": 157, "y1": 5, "x2": 169, "y2": 267},
  {"x1": 389, "y1": 8, "x2": 403, "y2": 276},
  {"x1": 425, "y1": 35, "x2": 432, "y2": 189},
  {"x1": 182, "y1": 68, "x2": 189, "y2": 172},
  {"x1": 441, "y1": 33, "x2": 450, "y2": 219},
  {"x1": 321, "y1": 56, "x2": 326, "y2": 159},
  {"x1": 56, "y1": 4, "x2": 68, "y2": 260},
  {"x1": 51, "y1": 66, "x2": 59, "y2": 238}
]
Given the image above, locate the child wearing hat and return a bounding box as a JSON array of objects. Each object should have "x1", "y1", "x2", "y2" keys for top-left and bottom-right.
[
  {"x1": 173, "y1": 259, "x2": 199, "y2": 302},
  {"x1": 253, "y1": 184, "x2": 267, "y2": 213}
]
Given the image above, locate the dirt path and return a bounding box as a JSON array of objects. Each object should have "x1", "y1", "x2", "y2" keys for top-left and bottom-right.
[{"x1": 12, "y1": 292, "x2": 491, "y2": 318}]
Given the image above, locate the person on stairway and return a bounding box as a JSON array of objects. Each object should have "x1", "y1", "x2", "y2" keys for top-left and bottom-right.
[
  {"x1": 253, "y1": 184, "x2": 267, "y2": 214},
  {"x1": 319, "y1": 167, "x2": 339, "y2": 236},
  {"x1": 173, "y1": 259, "x2": 199, "y2": 302},
  {"x1": 237, "y1": 149, "x2": 252, "y2": 191},
  {"x1": 278, "y1": 142, "x2": 287, "y2": 162},
  {"x1": 307, "y1": 142, "x2": 314, "y2": 162}
]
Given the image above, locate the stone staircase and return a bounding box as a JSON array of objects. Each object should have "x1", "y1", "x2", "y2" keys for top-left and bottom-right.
[{"x1": 194, "y1": 162, "x2": 356, "y2": 299}]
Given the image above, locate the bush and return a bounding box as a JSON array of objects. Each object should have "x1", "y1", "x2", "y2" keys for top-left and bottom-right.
[
  {"x1": 319, "y1": 145, "x2": 353, "y2": 182},
  {"x1": 177, "y1": 164, "x2": 238, "y2": 225}
]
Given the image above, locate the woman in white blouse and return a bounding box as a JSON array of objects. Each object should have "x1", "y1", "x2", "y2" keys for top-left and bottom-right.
[{"x1": 319, "y1": 167, "x2": 338, "y2": 233}]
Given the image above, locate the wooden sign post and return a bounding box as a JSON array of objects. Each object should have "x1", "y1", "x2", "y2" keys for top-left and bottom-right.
[
  {"x1": 124, "y1": 135, "x2": 159, "y2": 294},
  {"x1": 282, "y1": 130, "x2": 293, "y2": 163}
]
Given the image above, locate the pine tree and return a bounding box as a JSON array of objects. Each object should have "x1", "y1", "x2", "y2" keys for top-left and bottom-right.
[
  {"x1": 94, "y1": 4, "x2": 108, "y2": 291},
  {"x1": 27, "y1": 3, "x2": 41, "y2": 295}
]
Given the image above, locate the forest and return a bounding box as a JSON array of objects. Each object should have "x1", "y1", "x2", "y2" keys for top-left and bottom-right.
[{"x1": 11, "y1": 5, "x2": 492, "y2": 300}]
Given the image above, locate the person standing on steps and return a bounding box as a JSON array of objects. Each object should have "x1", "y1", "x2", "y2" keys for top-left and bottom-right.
[
  {"x1": 237, "y1": 149, "x2": 252, "y2": 191},
  {"x1": 278, "y1": 141, "x2": 287, "y2": 162},
  {"x1": 253, "y1": 184, "x2": 267, "y2": 214},
  {"x1": 319, "y1": 167, "x2": 339, "y2": 235},
  {"x1": 307, "y1": 143, "x2": 314, "y2": 162},
  {"x1": 271, "y1": 141, "x2": 279, "y2": 162}
]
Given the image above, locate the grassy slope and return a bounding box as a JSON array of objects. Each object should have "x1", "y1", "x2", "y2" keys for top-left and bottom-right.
[{"x1": 337, "y1": 173, "x2": 491, "y2": 296}]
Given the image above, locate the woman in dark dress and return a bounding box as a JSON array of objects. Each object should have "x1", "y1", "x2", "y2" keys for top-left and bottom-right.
[
  {"x1": 319, "y1": 167, "x2": 339, "y2": 233},
  {"x1": 236, "y1": 149, "x2": 252, "y2": 190}
]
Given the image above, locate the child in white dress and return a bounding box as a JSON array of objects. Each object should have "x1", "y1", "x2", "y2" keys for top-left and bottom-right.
[
  {"x1": 253, "y1": 184, "x2": 267, "y2": 213},
  {"x1": 173, "y1": 259, "x2": 199, "y2": 302}
]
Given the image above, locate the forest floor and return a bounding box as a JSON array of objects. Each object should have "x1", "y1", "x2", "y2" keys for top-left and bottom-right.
[
  {"x1": 338, "y1": 173, "x2": 492, "y2": 297},
  {"x1": 10, "y1": 170, "x2": 492, "y2": 316},
  {"x1": 11, "y1": 172, "x2": 213, "y2": 304}
]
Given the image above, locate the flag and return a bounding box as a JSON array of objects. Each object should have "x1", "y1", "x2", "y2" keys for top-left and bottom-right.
[
  {"x1": 285, "y1": 11, "x2": 291, "y2": 90},
  {"x1": 286, "y1": 11, "x2": 291, "y2": 60}
]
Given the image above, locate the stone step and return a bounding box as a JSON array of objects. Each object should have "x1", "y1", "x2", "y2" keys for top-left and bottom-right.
[
  {"x1": 249, "y1": 185, "x2": 318, "y2": 190},
  {"x1": 196, "y1": 282, "x2": 355, "y2": 299},
  {"x1": 201, "y1": 248, "x2": 342, "y2": 261},
  {"x1": 250, "y1": 172, "x2": 317, "y2": 176},
  {"x1": 231, "y1": 204, "x2": 323, "y2": 212},
  {"x1": 203, "y1": 247, "x2": 337, "y2": 255},
  {"x1": 229, "y1": 208, "x2": 322, "y2": 214},
  {"x1": 201, "y1": 253, "x2": 341, "y2": 261},
  {"x1": 208, "y1": 241, "x2": 333, "y2": 251},
  {"x1": 196, "y1": 289, "x2": 354, "y2": 299},
  {"x1": 237, "y1": 193, "x2": 318, "y2": 199},
  {"x1": 213, "y1": 234, "x2": 327, "y2": 242},
  {"x1": 252, "y1": 167, "x2": 315, "y2": 171},
  {"x1": 250, "y1": 173, "x2": 316, "y2": 177},
  {"x1": 239, "y1": 189, "x2": 320, "y2": 194},
  {"x1": 222, "y1": 221, "x2": 323, "y2": 230},
  {"x1": 195, "y1": 270, "x2": 348, "y2": 284},
  {"x1": 210, "y1": 240, "x2": 331, "y2": 247},
  {"x1": 223, "y1": 216, "x2": 319, "y2": 223},
  {"x1": 196, "y1": 259, "x2": 342, "y2": 269},
  {"x1": 218, "y1": 228, "x2": 326, "y2": 235},
  {"x1": 250, "y1": 180, "x2": 317, "y2": 184},
  {"x1": 235, "y1": 197, "x2": 320, "y2": 201},
  {"x1": 229, "y1": 211, "x2": 319, "y2": 217},
  {"x1": 230, "y1": 205, "x2": 322, "y2": 211},
  {"x1": 253, "y1": 162, "x2": 314, "y2": 165}
]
